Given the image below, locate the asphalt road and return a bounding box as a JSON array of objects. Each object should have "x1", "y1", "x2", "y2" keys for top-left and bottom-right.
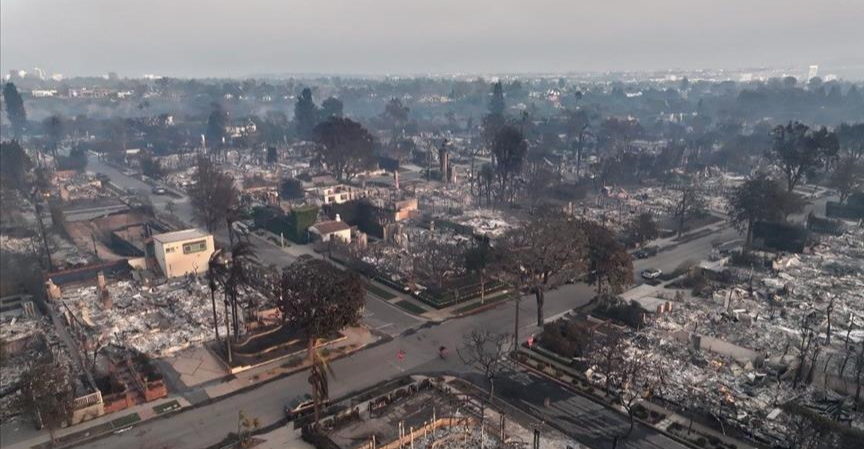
[
  {"x1": 77, "y1": 276, "x2": 686, "y2": 449},
  {"x1": 633, "y1": 226, "x2": 740, "y2": 282},
  {"x1": 61, "y1": 157, "x2": 727, "y2": 449},
  {"x1": 496, "y1": 372, "x2": 688, "y2": 449}
]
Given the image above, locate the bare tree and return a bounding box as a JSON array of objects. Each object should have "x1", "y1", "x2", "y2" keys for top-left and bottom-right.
[
  {"x1": 586, "y1": 326, "x2": 628, "y2": 395},
  {"x1": 497, "y1": 207, "x2": 587, "y2": 327},
  {"x1": 17, "y1": 360, "x2": 74, "y2": 443},
  {"x1": 828, "y1": 156, "x2": 863, "y2": 204},
  {"x1": 188, "y1": 156, "x2": 238, "y2": 232},
  {"x1": 672, "y1": 185, "x2": 705, "y2": 237},
  {"x1": 581, "y1": 221, "x2": 633, "y2": 295},
  {"x1": 615, "y1": 351, "x2": 661, "y2": 440},
  {"x1": 411, "y1": 233, "x2": 465, "y2": 289},
  {"x1": 625, "y1": 212, "x2": 659, "y2": 248},
  {"x1": 458, "y1": 329, "x2": 512, "y2": 400}
]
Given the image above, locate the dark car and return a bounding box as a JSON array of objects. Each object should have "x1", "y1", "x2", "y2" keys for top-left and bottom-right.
[
  {"x1": 151, "y1": 186, "x2": 167, "y2": 195},
  {"x1": 634, "y1": 246, "x2": 659, "y2": 259},
  {"x1": 284, "y1": 394, "x2": 316, "y2": 419}
]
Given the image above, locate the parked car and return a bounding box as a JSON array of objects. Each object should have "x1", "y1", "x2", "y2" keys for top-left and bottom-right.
[
  {"x1": 232, "y1": 221, "x2": 250, "y2": 236},
  {"x1": 641, "y1": 268, "x2": 663, "y2": 280},
  {"x1": 151, "y1": 186, "x2": 167, "y2": 195},
  {"x1": 634, "y1": 246, "x2": 659, "y2": 259},
  {"x1": 284, "y1": 394, "x2": 315, "y2": 419}
]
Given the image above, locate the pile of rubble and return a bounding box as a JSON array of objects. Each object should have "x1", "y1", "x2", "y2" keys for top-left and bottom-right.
[
  {"x1": 0, "y1": 314, "x2": 81, "y2": 422},
  {"x1": 0, "y1": 234, "x2": 38, "y2": 256},
  {"x1": 583, "y1": 180, "x2": 730, "y2": 231},
  {"x1": 50, "y1": 233, "x2": 93, "y2": 268},
  {"x1": 637, "y1": 226, "x2": 864, "y2": 444},
  {"x1": 60, "y1": 177, "x2": 113, "y2": 201},
  {"x1": 59, "y1": 277, "x2": 230, "y2": 357},
  {"x1": 451, "y1": 209, "x2": 518, "y2": 238}
]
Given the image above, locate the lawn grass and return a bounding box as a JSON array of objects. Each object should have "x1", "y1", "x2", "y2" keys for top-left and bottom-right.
[
  {"x1": 453, "y1": 294, "x2": 512, "y2": 315},
  {"x1": 394, "y1": 300, "x2": 427, "y2": 314},
  {"x1": 153, "y1": 400, "x2": 181, "y2": 414},
  {"x1": 111, "y1": 412, "x2": 141, "y2": 428},
  {"x1": 366, "y1": 283, "x2": 397, "y2": 300},
  {"x1": 32, "y1": 422, "x2": 115, "y2": 449}
]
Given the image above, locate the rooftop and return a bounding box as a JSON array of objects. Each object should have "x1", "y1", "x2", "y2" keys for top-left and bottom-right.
[
  {"x1": 311, "y1": 220, "x2": 351, "y2": 234},
  {"x1": 152, "y1": 228, "x2": 210, "y2": 244}
]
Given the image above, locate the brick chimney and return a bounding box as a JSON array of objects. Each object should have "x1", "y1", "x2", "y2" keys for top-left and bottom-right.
[{"x1": 97, "y1": 271, "x2": 112, "y2": 310}]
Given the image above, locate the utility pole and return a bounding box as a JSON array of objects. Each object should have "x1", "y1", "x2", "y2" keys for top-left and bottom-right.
[
  {"x1": 514, "y1": 294, "x2": 521, "y2": 350},
  {"x1": 32, "y1": 190, "x2": 54, "y2": 271}
]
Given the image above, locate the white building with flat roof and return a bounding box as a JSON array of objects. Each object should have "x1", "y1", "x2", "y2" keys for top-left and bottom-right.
[{"x1": 152, "y1": 229, "x2": 214, "y2": 278}]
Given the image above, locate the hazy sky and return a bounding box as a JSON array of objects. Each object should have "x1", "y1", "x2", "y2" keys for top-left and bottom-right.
[{"x1": 2, "y1": 0, "x2": 863, "y2": 78}]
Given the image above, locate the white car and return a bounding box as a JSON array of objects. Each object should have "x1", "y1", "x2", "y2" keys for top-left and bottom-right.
[{"x1": 641, "y1": 268, "x2": 663, "y2": 280}]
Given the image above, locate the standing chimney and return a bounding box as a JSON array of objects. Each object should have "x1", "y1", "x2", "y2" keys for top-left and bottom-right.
[
  {"x1": 97, "y1": 271, "x2": 112, "y2": 310},
  {"x1": 438, "y1": 141, "x2": 449, "y2": 184}
]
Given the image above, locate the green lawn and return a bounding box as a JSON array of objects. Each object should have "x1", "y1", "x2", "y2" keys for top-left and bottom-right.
[
  {"x1": 394, "y1": 300, "x2": 427, "y2": 314},
  {"x1": 153, "y1": 400, "x2": 181, "y2": 414},
  {"x1": 111, "y1": 413, "x2": 141, "y2": 428},
  {"x1": 366, "y1": 283, "x2": 397, "y2": 300},
  {"x1": 453, "y1": 294, "x2": 512, "y2": 315}
]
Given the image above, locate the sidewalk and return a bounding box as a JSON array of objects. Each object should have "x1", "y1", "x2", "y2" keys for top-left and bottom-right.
[
  {"x1": 253, "y1": 426, "x2": 313, "y2": 449},
  {"x1": 644, "y1": 218, "x2": 732, "y2": 254},
  {"x1": 639, "y1": 401, "x2": 758, "y2": 449},
  {"x1": 3, "y1": 396, "x2": 190, "y2": 449},
  {"x1": 2, "y1": 326, "x2": 381, "y2": 449},
  {"x1": 202, "y1": 327, "x2": 378, "y2": 398},
  {"x1": 514, "y1": 346, "x2": 759, "y2": 449}
]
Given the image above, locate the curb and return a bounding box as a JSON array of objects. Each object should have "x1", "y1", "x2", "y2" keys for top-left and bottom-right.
[
  {"x1": 513, "y1": 356, "x2": 705, "y2": 449},
  {"x1": 60, "y1": 335, "x2": 392, "y2": 449}
]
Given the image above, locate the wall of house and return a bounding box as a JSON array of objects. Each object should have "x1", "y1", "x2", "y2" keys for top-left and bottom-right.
[
  {"x1": 313, "y1": 228, "x2": 351, "y2": 243},
  {"x1": 70, "y1": 391, "x2": 105, "y2": 425},
  {"x1": 155, "y1": 235, "x2": 214, "y2": 278}
]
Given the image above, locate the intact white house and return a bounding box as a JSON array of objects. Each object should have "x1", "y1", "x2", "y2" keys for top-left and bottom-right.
[
  {"x1": 153, "y1": 229, "x2": 214, "y2": 278},
  {"x1": 308, "y1": 216, "x2": 351, "y2": 243}
]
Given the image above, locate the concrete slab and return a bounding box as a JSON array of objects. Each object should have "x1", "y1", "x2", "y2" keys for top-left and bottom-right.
[{"x1": 164, "y1": 346, "x2": 226, "y2": 388}]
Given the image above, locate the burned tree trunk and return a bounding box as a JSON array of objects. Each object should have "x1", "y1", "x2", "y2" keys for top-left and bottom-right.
[{"x1": 535, "y1": 288, "x2": 545, "y2": 327}]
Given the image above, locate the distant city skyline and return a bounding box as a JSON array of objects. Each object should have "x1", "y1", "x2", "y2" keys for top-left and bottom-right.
[{"x1": 2, "y1": 0, "x2": 864, "y2": 80}]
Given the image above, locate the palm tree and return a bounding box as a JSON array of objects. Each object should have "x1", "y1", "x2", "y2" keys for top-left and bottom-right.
[
  {"x1": 207, "y1": 249, "x2": 226, "y2": 343},
  {"x1": 277, "y1": 259, "x2": 365, "y2": 425},
  {"x1": 223, "y1": 242, "x2": 258, "y2": 345},
  {"x1": 307, "y1": 341, "x2": 334, "y2": 424}
]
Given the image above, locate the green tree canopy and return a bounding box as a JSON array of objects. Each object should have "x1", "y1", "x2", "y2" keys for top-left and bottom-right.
[
  {"x1": 726, "y1": 173, "x2": 788, "y2": 246},
  {"x1": 3, "y1": 83, "x2": 27, "y2": 138},
  {"x1": 320, "y1": 96, "x2": 344, "y2": 119},
  {"x1": 294, "y1": 88, "x2": 319, "y2": 141},
  {"x1": 0, "y1": 140, "x2": 32, "y2": 191},
  {"x1": 313, "y1": 116, "x2": 375, "y2": 182}
]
